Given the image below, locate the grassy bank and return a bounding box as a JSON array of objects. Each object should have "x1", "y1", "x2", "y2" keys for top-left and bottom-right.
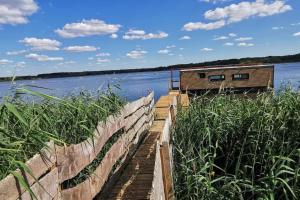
[
  {"x1": 173, "y1": 90, "x2": 300, "y2": 199},
  {"x1": 0, "y1": 87, "x2": 124, "y2": 181}
]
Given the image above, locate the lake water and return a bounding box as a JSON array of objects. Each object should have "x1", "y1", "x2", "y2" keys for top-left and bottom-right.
[{"x1": 0, "y1": 62, "x2": 299, "y2": 102}]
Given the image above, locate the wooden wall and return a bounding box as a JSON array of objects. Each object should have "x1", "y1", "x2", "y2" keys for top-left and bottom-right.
[{"x1": 180, "y1": 66, "x2": 274, "y2": 91}]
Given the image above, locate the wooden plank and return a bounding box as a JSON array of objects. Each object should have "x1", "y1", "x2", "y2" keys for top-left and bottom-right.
[
  {"x1": 19, "y1": 168, "x2": 60, "y2": 200},
  {"x1": 123, "y1": 91, "x2": 153, "y2": 118},
  {"x1": 155, "y1": 95, "x2": 175, "y2": 108},
  {"x1": 123, "y1": 97, "x2": 145, "y2": 118},
  {"x1": 155, "y1": 107, "x2": 171, "y2": 120},
  {"x1": 125, "y1": 94, "x2": 154, "y2": 131},
  {"x1": 61, "y1": 179, "x2": 92, "y2": 200},
  {"x1": 103, "y1": 131, "x2": 160, "y2": 200},
  {"x1": 160, "y1": 113, "x2": 172, "y2": 144},
  {"x1": 150, "y1": 142, "x2": 165, "y2": 200},
  {"x1": 180, "y1": 94, "x2": 189, "y2": 107},
  {"x1": 57, "y1": 113, "x2": 125, "y2": 182},
  {"x1": 160, "y1": 143, "x2": 174, "y2": 200},
  {"x1": 89, "y1": 112, "x2": 154, "y2": 198},
  {"x1": 146, "y1": 98, "x2": 155, "y2": 115},
  {"x1": 168, "y1": 90, "x2": 180, "y2": 96},
  {"x1": 125, "y1": 106, "x2": 145, "y2": 131},
  {"x1": 149, "y1": 121, "x2": 165, "y2": 133},
  {"x1": 94, "y1": 124, "x2": 150, "y2": 200},
  {"x1": 144, "y1": 91, "x2": 154, "y2": 106},
  {"x1": 61, "y1": 110, "x2": 154, "y2": 200},
  {"x1": 0, "y1": 141, "x2": 56, "y2": 200}
]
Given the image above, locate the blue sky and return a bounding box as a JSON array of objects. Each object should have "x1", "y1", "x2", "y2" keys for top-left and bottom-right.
[{"x1": 0, "y1": 0, "x2": 300, "y2": 77}]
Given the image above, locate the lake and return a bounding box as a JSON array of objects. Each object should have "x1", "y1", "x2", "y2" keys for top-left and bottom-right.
[{"x1": 0, "y1": 62, "x2": 300, "y2": 102}]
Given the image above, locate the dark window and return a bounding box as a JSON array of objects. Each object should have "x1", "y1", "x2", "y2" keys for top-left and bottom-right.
[
  {"x1": 232, "y1": 73, "x2": 249, "y2": 80},
  {"x1": 208, "y1": 74, "x2": 225, "y2": 82},
  {"x1": 198, "y1": 73, "x2": 206, "y2": 78}
]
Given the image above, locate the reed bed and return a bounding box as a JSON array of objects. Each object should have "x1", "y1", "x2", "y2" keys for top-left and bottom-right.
[
  {"x1": 173, "y1": 90, "x2": 300, "y2": 199},
  {"x1": 0, "y1": 86, "x2": 125, "y2": 181}
]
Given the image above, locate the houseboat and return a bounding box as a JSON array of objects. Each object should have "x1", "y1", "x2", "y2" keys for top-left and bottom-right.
[{"x1": 174, "y1": 64, "x2": 274, "y2": 94}]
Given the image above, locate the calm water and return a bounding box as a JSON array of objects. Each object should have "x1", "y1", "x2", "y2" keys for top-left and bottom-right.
[{"x1": 0, "y1": 63, "x2": 299, "y2": 102}]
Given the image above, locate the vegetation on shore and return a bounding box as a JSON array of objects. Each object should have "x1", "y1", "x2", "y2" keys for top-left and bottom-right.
[
  {"x1": 173, "y1": 90, "x2": 300, "y2": 199},
  {"x1": 0, "y1": 86, "x2": 124, "y2": 181},
  {"x1": 1, "y1": 53, "x2": 299, "y2": 82}
]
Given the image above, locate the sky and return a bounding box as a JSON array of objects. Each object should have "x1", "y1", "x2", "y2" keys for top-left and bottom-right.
[{"x1": 0, "y1": 0, "x2": 300, "y2": 77}]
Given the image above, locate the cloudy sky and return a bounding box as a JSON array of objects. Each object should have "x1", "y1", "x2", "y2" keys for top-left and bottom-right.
[{"x1": 0, "y1": 0, "x2": 300, "y2": 77}]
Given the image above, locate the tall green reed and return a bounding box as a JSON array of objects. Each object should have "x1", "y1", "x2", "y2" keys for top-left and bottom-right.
[
  {"x1": 173, "y1": 89, "x2": 300, "y2": 199},
  {"x1": 0, "y1": 86, "x2": 124, "y2": 180}
]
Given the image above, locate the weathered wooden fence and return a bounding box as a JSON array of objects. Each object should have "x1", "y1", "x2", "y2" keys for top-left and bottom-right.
[{"x1": 0, "y1": 92, "x2": 154, "y2": 200}]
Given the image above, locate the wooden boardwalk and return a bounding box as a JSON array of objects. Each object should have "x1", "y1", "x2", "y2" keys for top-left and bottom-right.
[
  {"x1": 98, "y1": 92, "x2": 189, "y2": 200},
  {"x1": 105, "y1": 131, "x2": 160, "y2": 200}
]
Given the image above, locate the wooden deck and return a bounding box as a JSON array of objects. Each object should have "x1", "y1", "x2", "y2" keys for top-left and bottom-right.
[
  {"x1": 98, "y1": 91, "x2": 189, "y2": 200},
  {"x1": 105, "y1": 131, "x2": 160, "y2": 200}
]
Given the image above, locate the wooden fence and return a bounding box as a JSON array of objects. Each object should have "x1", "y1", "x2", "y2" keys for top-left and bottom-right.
[{"x1": 0, "y1": 92, "x2": 155, "y2": 200}]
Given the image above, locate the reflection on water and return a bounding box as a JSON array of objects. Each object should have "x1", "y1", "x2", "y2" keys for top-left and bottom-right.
[{"x1": 0, "y1": 63, "x2": 299, "y2": 101}]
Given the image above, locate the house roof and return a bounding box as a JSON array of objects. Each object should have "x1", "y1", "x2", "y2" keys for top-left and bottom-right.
[{"x1": 180, "y1": 64, "x2": 274, "y2": 72}]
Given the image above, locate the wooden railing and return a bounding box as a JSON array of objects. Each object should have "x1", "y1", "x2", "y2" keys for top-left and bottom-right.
[{"x1": 0, "y1": 92, "x2": 154, "y2": 200}]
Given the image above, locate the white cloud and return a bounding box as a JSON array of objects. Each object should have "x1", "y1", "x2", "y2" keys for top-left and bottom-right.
[
  {"x1": 201, "y1": 48, "x2": 213, "y2": 51},
  {"x1": 110, "y1": 33, "x2": 118, "y2": 39},
  {"x1": 235, "y1": 37, "x2": 253, "y2": 41},
  {"x1": 204, "y1": 0, "x2": 292, "y2": 23},
  {"x1": 183, "y1": 20, "x2": 225, "y2": 31},
  {"x1": 291, "y1": 22, "x2": 300, "y2": 26},
  {"x1": 184, "y1": 0, "x2": 291, "y2": 31},
  {"x1": 25, "y1": 53, "x2": 63, "y2": 61},
  {"x1": 57, "y1": 61, "x2": 75, "y2": 66},
  {"x1": 96, "y1": 53, "x2": 111, "y2": 57},
  {"x1": 0, "y1": 0, "x2": 38, "y2": 25},
  {"x1": 272, "y1": 26, "x2": 284, "y2": 30},
  {"x1": 293, "y1": 32, "x2": 300, "y2": 37},
  {"x1": 63, "y1": 45, "x2": 97, "y2": 52},
  {"x1": 126, "y1": 50, "x2": 147, "y2": 59},
  {"x1": 215, "y1": 33, "x2": 237, "y2": 40},
  {"x1": 0, "y1": 59, "x2": 12, "y2": 65},
  {"x1": 158, "y1": 49, "x2": 170, "y2": 54},
  {"x1": 179, "y1": 36, "x2": 191, "y2": 40},
  {"x1": 237, "y1": 42, "x2": 254, "y2": 47},
  {"x1": 179, "y1": 48, "x2": 184, "y2": 50},
  {"x1": 123, "y1": 29, "x2": 168, "y2": 40},
  {"x1": 65, "y1": 61, "x2": 75, "y2": 64},
  {"x1": 166, "y1": 45, "x2": 176, "y2": 49},
  {"x1": 6, "y1": 50, "x2": 27, "y2": 56},
  {"x1": 213, "y1": 36, "x2": 228, "y2": 40},
  {"x1": 224, "y1": 42, "x2": 234, "y2": 46},
  {"x1": 55, "y1": 19, "x2": 121, "y2": 38},
  {"x1": 16, "y1": 61, "x2": 26, "y2": 67},
  {"x1": 200, "y1": 0, "x2": 231, "y2": 4},
  {"x1": 96, "y1": 58, "x2": 110, "y2": 63},
  {"x1": 19, "y1": 37, "x2": 61, "y2": 51}
]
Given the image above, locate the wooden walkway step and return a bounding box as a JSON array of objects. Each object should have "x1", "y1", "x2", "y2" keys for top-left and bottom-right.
[{"x1": 104, "y1": 131, "x2": 160, "y2": 200}]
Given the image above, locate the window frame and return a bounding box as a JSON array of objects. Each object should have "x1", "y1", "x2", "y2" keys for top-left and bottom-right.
[
  {"x1": 232, "y1": 73, "x2": 250, "y2": 81},
  {"x1": 198, "y1": 73, "x2": 206, "y2": 79},
  {"x1": 208, "y1": 74, "x2": 225, "y2": 82}
]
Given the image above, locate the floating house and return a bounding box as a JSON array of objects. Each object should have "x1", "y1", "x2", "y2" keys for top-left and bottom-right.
[{"x1": 176, "y1": 64, "x2": 274, "y2": 94}]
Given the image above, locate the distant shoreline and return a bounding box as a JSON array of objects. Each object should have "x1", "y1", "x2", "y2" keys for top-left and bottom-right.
[{"x1": 1, "y1": 53, "x2": 299, "y2": 82}]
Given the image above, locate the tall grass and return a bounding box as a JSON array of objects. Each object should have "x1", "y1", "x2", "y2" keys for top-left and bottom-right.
[
  {"x1": 0, "y1": 86, "x2": 125, "y2": 180},
  {"x1": 173, "y1": 90, "x2": 300, "y2": 199}
]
